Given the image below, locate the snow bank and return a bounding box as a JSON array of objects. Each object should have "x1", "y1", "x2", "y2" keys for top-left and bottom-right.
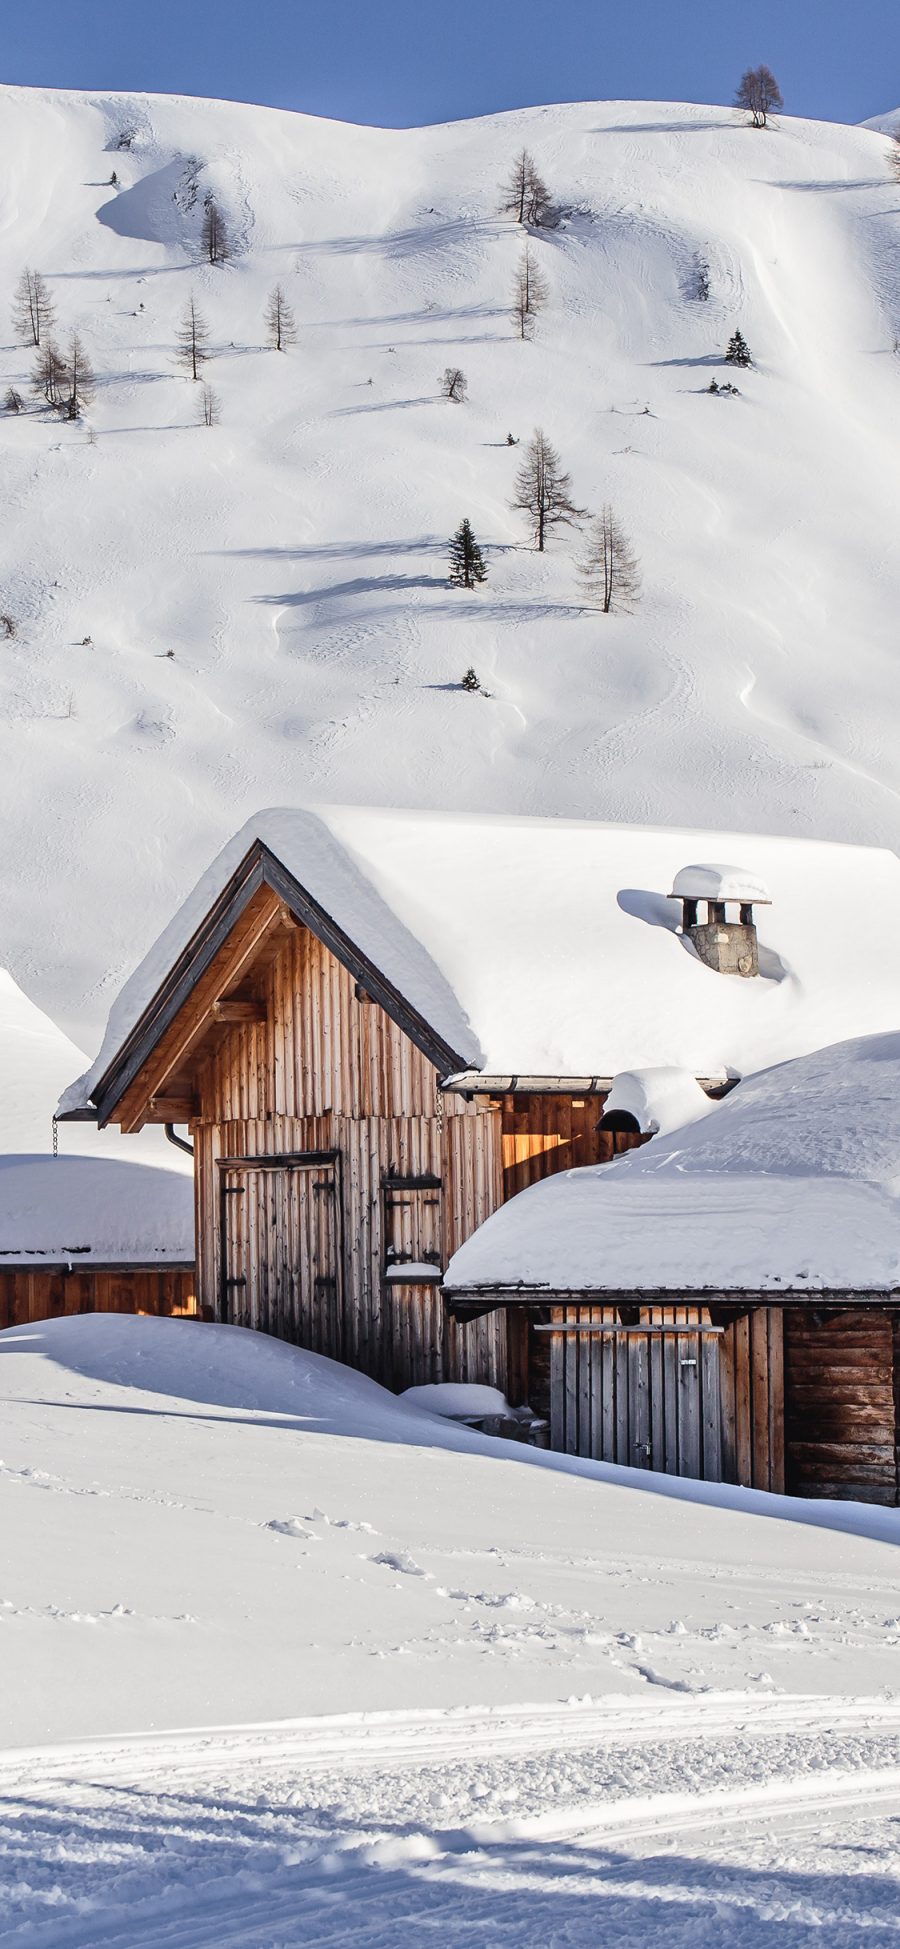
[
  {"x1": 62, "y1": 807, "x2": 900, "y2": 1113},
  {"x1": 400, "y1": 1381, "x2": 511, "y2": 1419},
  {"x1": 445, "y1": 1032, "x2": 900, "y2": 1293},
  {"x1": 1, "y1": 1312, "x2": 899, "y2": 1749}
]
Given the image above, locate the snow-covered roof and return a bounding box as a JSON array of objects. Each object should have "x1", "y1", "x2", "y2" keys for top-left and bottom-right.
[
  {"x1": 0, "y1": 968, "x2": 193, "y2": 1263},
  {"x1": 0, "y1": 1156, "x2": 194, "y2": 1267},
  {"x1": 62, "y1": 807, "x2": 900, "y2": 1112},
  {"x1": 444, "y1": 1034, "x2": 900, "y2": 1295},
  {"x1": 670, "y1": 863, "x2": 771, "y2": 904}
]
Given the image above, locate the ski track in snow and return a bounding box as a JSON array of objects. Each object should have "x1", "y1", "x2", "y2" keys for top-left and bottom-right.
[{"x1": 1, "y1": 1698, "x2": 900, "y2": 1946}]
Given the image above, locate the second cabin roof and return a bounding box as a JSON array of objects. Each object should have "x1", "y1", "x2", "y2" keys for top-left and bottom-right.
[{"x1": 61, "y1": 806, "x2": 900, "y2": 1113}]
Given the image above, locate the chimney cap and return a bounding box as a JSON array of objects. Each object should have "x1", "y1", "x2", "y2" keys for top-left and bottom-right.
[{"x1": 671, "y1": 862, "x2": 772, "y2": 905}]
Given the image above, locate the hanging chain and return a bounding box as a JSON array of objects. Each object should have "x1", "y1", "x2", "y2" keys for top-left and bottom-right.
[{"x1": 52, "y1": 1116, "x2": 58, "y2": 1158}]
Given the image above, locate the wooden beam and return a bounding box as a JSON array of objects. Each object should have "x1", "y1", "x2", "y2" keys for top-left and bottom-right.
[
  {"x1": 211, "y1": 1000, "x2": 267, "y2": 1024},
  {"x1": 114, "y1": 890, "x2": 287, "y2": 1129},
  {"x1": 149, "y1": 1097, "x2": 199, "y2": 1121}
]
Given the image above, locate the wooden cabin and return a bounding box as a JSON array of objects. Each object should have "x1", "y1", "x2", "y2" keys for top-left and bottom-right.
[
  {"x1": 445, "y1": 1036, "x2": 900, "y2": 1505},
  {"x1": 58, "y1": 808, "x2": 900, "y2": 1485},
  {"x1": 0, "y1": 1153, "x2": 195, "y2": 1332},
  {"x1": 0, "y1": 971, "x2": 195, "y2": 1328}
]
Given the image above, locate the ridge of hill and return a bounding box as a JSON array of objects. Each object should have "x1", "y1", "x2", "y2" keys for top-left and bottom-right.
[{"x1": 1, "y1": 87, "x2": 899, "y2": 1048}]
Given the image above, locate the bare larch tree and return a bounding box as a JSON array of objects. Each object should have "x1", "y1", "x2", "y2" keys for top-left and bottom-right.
[
  {"x1": 501, "y1": 149, "x2": 554, "y2": 227},
  {"x1": 440, "y1": 366, "x2": 467, "y2": 402},
  {"x1": 62, "y1": 331, "x2": 95, "y2": 420},
  {"x1": 734, "y1": 66, "x2": 783, "y2": 128},
  {"x1": 12, "y1": 268, "x2": 55, "y2": 347},
  {"x1": 512, "y1": 429, "x2": 585, "y2": 552},
  {"x1": 198, "y1": 382, "x2": 221, "y2": 427},
  {"x1": 32, "y1": 339, "x2": 67, "y2": 409},
  {"x1": 176, "y1": 295, "x2": 210, "y2": 380},
  {"x1": 265, "y1": 284, "x2": 297, "y2": 350},
  {"x1": 579, "y1": 506, "x2": 641, "y2": 613},
  {"x1": 512, "y1": 243, "x2": 549, "y2": 340},
  {"x1": 202, "y1": 197, "x2": 230, "y2": 265}
]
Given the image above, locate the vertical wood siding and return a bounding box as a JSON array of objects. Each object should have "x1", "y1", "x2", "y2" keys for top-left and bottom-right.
[
  {"x1": 192, "y1": 923, "x2": 512, "y2": 1391},
  {"x1": 719, "y1": 1309, "x2": 784, "y2": 1492},
  {"x1": 547, "y1": 1305, "x2": 724, "y2": 1478}
]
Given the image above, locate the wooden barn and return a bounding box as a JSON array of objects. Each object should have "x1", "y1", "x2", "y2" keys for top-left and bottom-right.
[
  {"x1": 58, "y1": 806, "x2": 900, "y2": 1496},
  {"x1": 0, "y1": 969, "x2": 195, "y2": 1329},
  {"x1": 445, "y1": 1035, "x2": 900, "y2": 1506}
]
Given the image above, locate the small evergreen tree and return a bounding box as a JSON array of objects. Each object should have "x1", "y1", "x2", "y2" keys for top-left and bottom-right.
[
  {"x1": 449, "y1": 519, "x2": 488, "y2": 589},
  {"x1": 461, "y1": 667, "x2": 481, "y2": 691},
  {"x1": 725, "y1": 329, "x2": 752, "y2": 367},
  {"x1": 265, "y1": 283, "x2": 297, "y2": 350},
  {"x1": 176, "y1": 295, "x2": 210, "y2": 380},
  {"x1": 579, "y1": 506, "x2": 641, "y2": 613},
  {"x1": 202, "y1": 196, "x2": 230, "y2": 264},
  {"x1": 734, "y1": 66, "x2": 783, "y2": 128}
]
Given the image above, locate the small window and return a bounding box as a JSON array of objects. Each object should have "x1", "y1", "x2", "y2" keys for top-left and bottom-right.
[{"x1": 382, "y1": 1172, "x2": 443, "y2": 1284}]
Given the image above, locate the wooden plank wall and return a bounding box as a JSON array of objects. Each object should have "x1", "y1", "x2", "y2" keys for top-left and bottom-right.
[
  {"x1": 784, "y1": 1309, "x2": 899, "y2": 1504},
  {"x1": 720, "y1": 1310, "x2": 784, "y2": 1492},
  {"x1": 501, "y1": 1095, "x2": 646, "y2": 1199},
  {"x1": 195, "y1": 1103, "x2": 507, "y2": 1393},
  {"x1": 548, "y1": 1305, "x2": 723, "y2": 1480},
  {"x1": 0, "y1": 1269, "x2": 197, "y2": 1330}
]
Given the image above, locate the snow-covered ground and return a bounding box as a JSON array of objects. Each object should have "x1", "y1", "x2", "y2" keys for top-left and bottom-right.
[
  {"x1": 1, "y1": 89, "x2": 900, "y2": 1051},
  {"x1": 1, "y1": 1314, "x2": 899, "y2": 1942}
]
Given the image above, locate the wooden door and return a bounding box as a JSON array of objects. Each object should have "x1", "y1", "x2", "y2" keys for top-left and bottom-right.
[
  {"x1": 219, "y1": 1153, "x2": 342, "y2": 1356},
  {"x1": 548, "y1": 1306, "x2": 723, "y2": 1481}
]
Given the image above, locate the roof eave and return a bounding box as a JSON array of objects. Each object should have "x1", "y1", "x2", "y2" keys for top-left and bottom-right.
[{"x1": 89, "y1": 841, "x2": 471, "y2": 1124}]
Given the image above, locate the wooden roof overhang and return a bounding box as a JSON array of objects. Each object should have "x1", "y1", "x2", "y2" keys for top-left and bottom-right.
[
  {"x1": 444, "y1": 1285, "x2": 900, "y2": 1322},
  {"x1": 78, "y1": 841, "x2": 469, "y2": 1131}
]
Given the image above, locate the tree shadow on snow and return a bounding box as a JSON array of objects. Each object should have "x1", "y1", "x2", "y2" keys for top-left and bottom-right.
[
  {"x1": 5, "y1": 1784, "x2": 899, "y2": 1948},
  {"x1": 257, "y1": 574, "x2": 448, "y2": 605}
]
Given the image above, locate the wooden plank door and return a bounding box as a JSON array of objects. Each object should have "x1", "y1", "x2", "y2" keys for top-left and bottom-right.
[
  {"x1": 220, "y1": 1158, "x2": 342, "y2": 1357},
  {"x1": 548, "y1": 1308, "x2": 723, "y2": 1481}
]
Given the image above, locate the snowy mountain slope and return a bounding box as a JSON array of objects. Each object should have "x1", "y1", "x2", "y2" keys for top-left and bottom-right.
[{"x1": 1, "y1": 88, "x2": 899, "y2": 1047}]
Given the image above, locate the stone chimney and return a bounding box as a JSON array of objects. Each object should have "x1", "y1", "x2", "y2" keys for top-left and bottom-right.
[{"x1": 671, "y1": 863, "x2": 771, "y2": 978}]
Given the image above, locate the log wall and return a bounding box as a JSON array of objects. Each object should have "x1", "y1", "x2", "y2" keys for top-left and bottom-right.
[
  {"x1": 784, "y1": 1309, "x2": 900, "y2": 1504},
  {"x1": 0, "y1": 1268, "x2": 197, "y2": 1329}
]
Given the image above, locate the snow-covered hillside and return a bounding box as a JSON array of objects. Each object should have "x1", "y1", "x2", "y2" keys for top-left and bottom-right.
[{"x1": 2, "y1": 88, "x2": 900, "y2": 1047}]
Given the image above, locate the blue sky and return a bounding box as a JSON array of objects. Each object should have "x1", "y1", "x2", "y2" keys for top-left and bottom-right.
[{"x1": 4, "y1": 0, "x2": 898, "y2": 128}]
